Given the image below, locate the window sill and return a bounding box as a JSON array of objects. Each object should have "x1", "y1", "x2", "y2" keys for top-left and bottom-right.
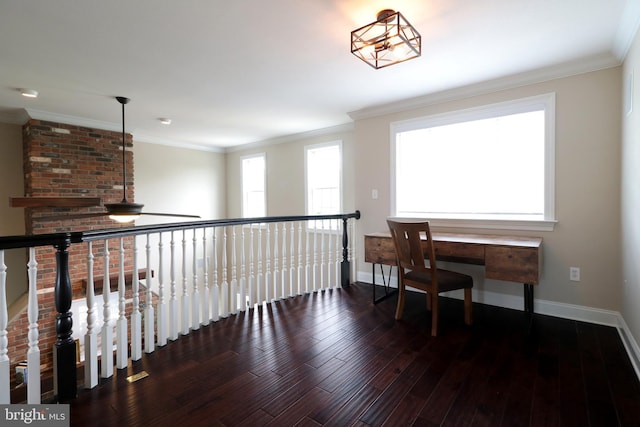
[{"x1": 390, "y1": 216, "x2": 557, "y2": 232}]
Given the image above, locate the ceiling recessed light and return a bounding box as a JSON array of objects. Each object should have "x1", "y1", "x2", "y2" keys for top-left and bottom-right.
[
  {"x1": 159, "y1": 118, "x2": 171, "y2": 125},
  {"x1": 21, "y1": 89, "x2": 38, "y2": 98}
]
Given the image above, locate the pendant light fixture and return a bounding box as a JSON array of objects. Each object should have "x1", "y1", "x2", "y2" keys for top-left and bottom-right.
[
  {"x1": 106, "y1": 97, "x2": 144, "y2": 223},
  {"x1": 351, "y1": 9, "x2": 421, "y2": 69}
]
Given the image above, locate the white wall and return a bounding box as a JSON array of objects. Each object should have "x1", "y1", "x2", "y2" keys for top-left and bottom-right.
[{"x1": 622, "y1": 30, "x2": 640, "y2": 353}]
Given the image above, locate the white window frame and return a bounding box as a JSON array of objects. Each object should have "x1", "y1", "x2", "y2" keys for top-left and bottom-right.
[
  {"x1": 305, "y1": 141, "x2": 343, "y2": 230},
  {"x1": 241, "y1": 153, "x2": 266, "y2": 218},
  {"x1": 390, "y1": 93, "x2": 556, "y2": 232}
]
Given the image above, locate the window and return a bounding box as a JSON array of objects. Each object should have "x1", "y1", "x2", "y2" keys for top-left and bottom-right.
[
  {"x1": 241, "y1": 153, "x2": 265, "y2": 218},
  {"x1": 306, "y1": 142, "x2": 342, "y2": 228},
  {"x1": 391, "y1": 93, "x2": 555, "y2": 230}
]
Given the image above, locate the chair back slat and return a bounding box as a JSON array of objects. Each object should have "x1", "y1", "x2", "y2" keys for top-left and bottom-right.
[{"x1": 386, "y1": 220, "x2": 437, "y2": 273}]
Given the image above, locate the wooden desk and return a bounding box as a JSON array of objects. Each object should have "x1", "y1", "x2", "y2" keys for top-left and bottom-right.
[{"x1": 364, "y1": 232, "x2": 542, "y2": 313}]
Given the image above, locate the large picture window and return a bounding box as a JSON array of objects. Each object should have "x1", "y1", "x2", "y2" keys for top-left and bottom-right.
[
  {"x1": 305, "y1": 141, "x2": 342, "y2": 229},
  {"x1": 391, "y1": 93, "x2": 555, "y2": 229},
  {"x1": 241, "y1": 153, "x2": 266, "y2": 218}
]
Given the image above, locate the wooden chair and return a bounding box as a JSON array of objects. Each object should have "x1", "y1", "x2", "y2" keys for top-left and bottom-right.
[{"x1": 386, "y1": 219, "x2": 473, "y2": 336}]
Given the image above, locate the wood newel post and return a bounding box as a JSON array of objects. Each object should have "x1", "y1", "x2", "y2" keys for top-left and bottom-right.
[
  {"x1": 54, "y1": 236, "x2": 77, "y2": 402},
  {"x1": 341, "y1": 211, "x2": 360, "y2": 288}
]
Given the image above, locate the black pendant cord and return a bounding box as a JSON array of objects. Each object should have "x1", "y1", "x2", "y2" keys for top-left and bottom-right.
[{"x1": 116, "y1": 96, "x2": 130, "y2": 204}]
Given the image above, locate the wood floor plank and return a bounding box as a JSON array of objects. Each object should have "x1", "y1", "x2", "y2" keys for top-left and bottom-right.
[
  {"x1": 576, "y1": 321, "x2": 621, "y2": 425},
  {"x1": 65, "y1": 283, "x2": 640, "y2": 426}
]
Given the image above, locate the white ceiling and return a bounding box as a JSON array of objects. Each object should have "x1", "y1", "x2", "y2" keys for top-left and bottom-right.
[{"x1": 0, "y1": 0, "x2": 638, "y2": 150}]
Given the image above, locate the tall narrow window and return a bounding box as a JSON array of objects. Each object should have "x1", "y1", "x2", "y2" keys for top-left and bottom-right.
[
  {"x1": 241, "y1": 153, "x2": 265, "y2": 218},
  {"x1": 306, "y1": 142, "x2": 342, "y2": 228},
  {"x1": 391, "y1": 93, "x2": 555, "y2": 229}
]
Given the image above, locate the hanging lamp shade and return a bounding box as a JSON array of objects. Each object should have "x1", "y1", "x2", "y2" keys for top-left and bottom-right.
[{"x1": 351, "y1": 9, "x2": 421, "y2": 69}]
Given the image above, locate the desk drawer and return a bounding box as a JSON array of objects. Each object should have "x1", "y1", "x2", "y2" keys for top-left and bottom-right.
[
  {"x1": 434, "y1": 241, "x2": 485, "y2": 265},
  {"x1": 485, "y1": 246, "x2": 539, "y2": 283},
  {"x1": 364, "y1": 236, "x2": 397, "y2": 265}
]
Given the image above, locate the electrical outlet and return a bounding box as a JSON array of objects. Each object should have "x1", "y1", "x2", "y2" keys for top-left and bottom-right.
[
  {"x1": 569, "y1": 267, "x2": 580, "y2": 282},
  {"x1": 371, "y1": 189, "x2": 378, "y2": 200}
]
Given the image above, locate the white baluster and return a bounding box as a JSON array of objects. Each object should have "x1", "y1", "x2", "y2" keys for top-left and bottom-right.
[
  {"x1": 157, "y1": 233, "x2": 168, "y2": 346},
  {"x1": 144, "y1": 234, "x2": 155, "y2": 353},
  {"x1": 240, "y1": 225, "x2": 247, "y2": 312},
  {"x1": 273, "y1": 223, "x2": 280, "y2": 300},
  {"x1": 192, "y1": 229, "x2": 200, "y2": 329},
  {"x1": 211, "y1": 228, "x2": 220, "y2": 321},
  {"x1": 265, "y1": 224, "x2": 272, "y2": 301},
  {"x1": 181, "y1": 230, "x2": 190, "y2": 335},
  {"x1": 257, "y1": 225, "x2": 264, "y2": 304},
  {"x1": 27, "y1": 247, "x2": 40, "y2": 403},
  {"x1": 333, "y1": 219, "x2": 342, "y2": 289},
  {"x1": 249, "y1": 224, "x2": 256, "y2": 307},
  {"x1": 84, "y1": 242, "x2": 98, "y2": 388},
  {"x1": 201, "y1": 229, "x2": 210, "y2": 325},
  {"x1": 281, "y1": 223, "x2": 288, "y2": 299},
  {"x1": 0, "y1": 250, "x2": 9, "y2": 403},
  {"x1": 289, "y1": 222, "x2": 295, "y2": 297},
  {"x1": 312, "y1": 224, "x2": 319, "y2": 292},
  {"x1": 327, "y1": 220, "x2": 334, "y2": 288},
  {"x1": 169, "y1": 231, "x2": 178, "y2": 340},
  {"x1": 320, "y1": 220, "x2": 326, "y2": 290},
  {"x1": 350, "y1": 216, "x2": 357, "y2": 284},
  {"x1": 230, "y1": 226, "x2": 237, "y2": 314},
  {"x1": 131, "y1": 238, "x2": 142, "y2": 360},
  {"x1": 101, "y1": 241, "x2": 113, "y2": 379},
  {"x1": 116, "y1": 238, "x2": 128, "y2": 369},
  {"x1": 297, "y1": 222, "x2": 303, "y2": 295},
  {"x1": 304, "y1": 222, "x2": 311, "y2": 294},
  {"x1": 220, "y1": 227, "x2": 229, "y2": 317}
]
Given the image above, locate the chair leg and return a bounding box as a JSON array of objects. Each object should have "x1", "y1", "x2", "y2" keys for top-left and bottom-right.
[
  {"x1": 395, "y1": 282, "x2": 405, "y2": 320},
  {"x1": 426, "y1": 292, "x2": 432, "y2": 311},
  {"x1": 464, "y1": 287, "x2": 473, "y2": 325},
  {"x1": 431, "y1": 294, "x2": 439, "y2": 337}
]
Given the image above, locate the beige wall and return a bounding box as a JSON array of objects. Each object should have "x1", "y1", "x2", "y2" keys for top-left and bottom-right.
[
  {"x1": 133, "y1": 141, "x2": 226, "y2": 224},
  {"x1": 0, "y1": 123, "x2": 25, "y2": 235},
  {"x1": 225, "y1": 128, "x2": 355, "y2": 218},
  {"x1": 0, "y1": 122, "x2": 27, "y2": 306},
  {"x1": 622, "y1": 32, "x2": 640, "y2": 348},
  {"x1": 353, "y1": 67, "x2": 622, "y2": 310}
]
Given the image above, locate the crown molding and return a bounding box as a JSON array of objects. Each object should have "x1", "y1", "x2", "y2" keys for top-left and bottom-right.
[
  {"x1": 224, "y1": 122, "x2": 354, "y2": 153},
  {"x1": 133, "y1": 132, "x2": 225, "y2": 153},
  {"x1": 613, "y1": 0, "x2": 640, "y2": 60},
  {"x1": 22, "y1": 108, "x2": 223, "y2": 153},
  {"x1": 25, "y1": 108, "x2": 119, "y2": 132},
  {"x1": 348, "y1": 53, "x2": 621, "y2": 121}
]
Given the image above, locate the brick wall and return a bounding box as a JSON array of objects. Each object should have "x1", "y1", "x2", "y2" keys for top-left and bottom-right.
[{"x1": 8, "y1": 119, "x2": 137, "y2": 385}]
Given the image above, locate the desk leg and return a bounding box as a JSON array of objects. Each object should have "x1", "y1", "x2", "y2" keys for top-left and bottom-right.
[
  {"x1": 523, "y1": 283, "x2": 534, "y2": 313},
  {"x1": 372, "y1": 263, "x2": 397, "y2": 304}
]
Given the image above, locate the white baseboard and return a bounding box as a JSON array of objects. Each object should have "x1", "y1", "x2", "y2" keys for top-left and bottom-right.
[
  {"x1": 617, "y1": 316, "x2": 640, "y2": 382},
  {"x1": 357, "y1": 269, "x2": 640, "y2": 381}
]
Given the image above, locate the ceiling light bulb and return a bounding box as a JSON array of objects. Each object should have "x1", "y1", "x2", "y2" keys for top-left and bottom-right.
[
  {"x1": 159, "y1": 118, "x2": 171, "y2": 125},
  {"x1": 109, "y1": 214, "x2": 140, "y2": 223},
  {"x1": 21, "y1": 89, "x2": 38, "y2": 98}
]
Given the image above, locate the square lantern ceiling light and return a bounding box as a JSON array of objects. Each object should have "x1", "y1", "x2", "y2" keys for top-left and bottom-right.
[{"x1": 351, "y1": 9, "x2": 421, "y2": 69}]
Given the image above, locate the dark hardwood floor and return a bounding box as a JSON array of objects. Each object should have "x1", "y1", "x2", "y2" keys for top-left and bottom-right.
[{"x1": 68, "y1": 282, "x2": 640, "y2": 426}]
